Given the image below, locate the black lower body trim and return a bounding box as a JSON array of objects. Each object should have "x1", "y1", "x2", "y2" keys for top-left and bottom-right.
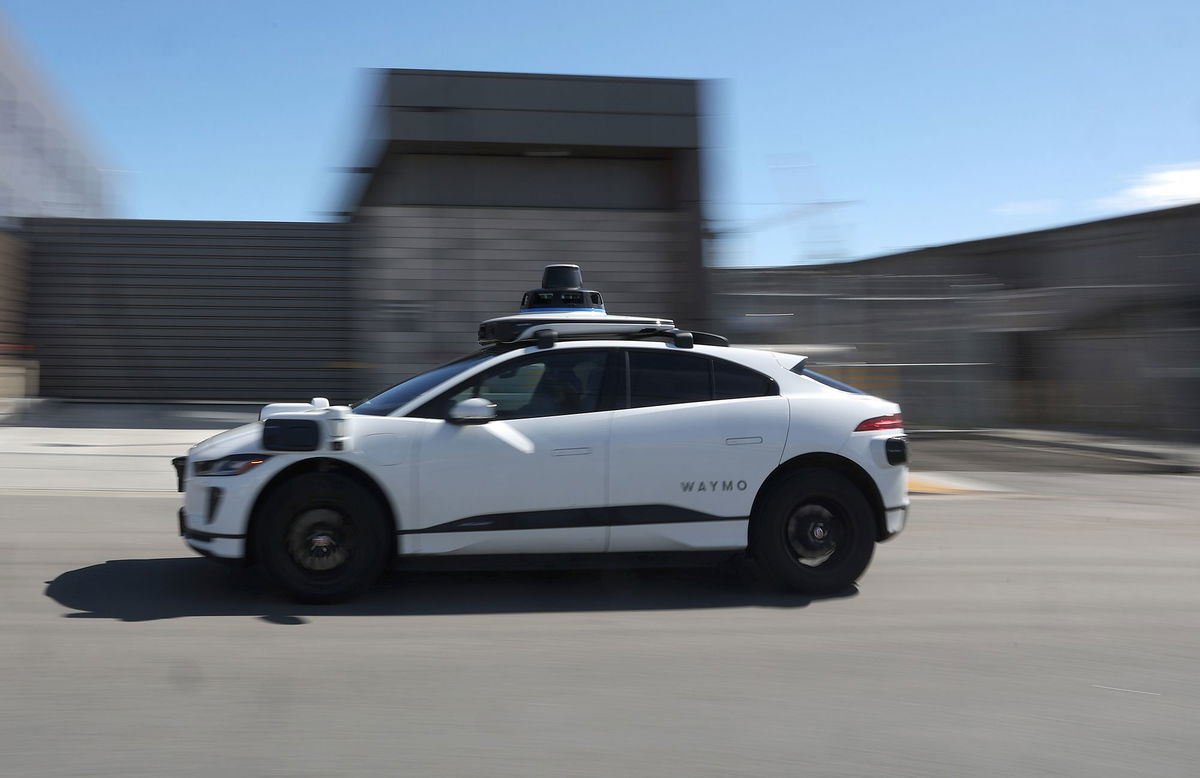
[
  {"x1": 182, "y1": 527, "x2": 247, "y2": 542},
  {"x1": 877, "y1": 504, "x2": 909, "y2": 544},
  {"x1": 398, "y1": 505, "x2": 747, "y2": 536},
  {"x1": 180, "y1": 503, "x2": 245, "y2": 542},
  {"x1": 184, "y1": 541, "x2": 248, "y2": 566},
  {"x1": 395, "y1": 550, "x2": 742, "y2": 572}
]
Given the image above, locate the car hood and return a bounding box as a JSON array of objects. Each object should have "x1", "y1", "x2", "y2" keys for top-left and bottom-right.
[{"x1": 190, "y1": 422, "x2": 264, "y2": 460}]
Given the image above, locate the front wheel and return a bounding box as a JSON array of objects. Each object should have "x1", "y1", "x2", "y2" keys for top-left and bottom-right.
[
  {"x1": 254, "y1": 472, "x2": 392, "y2": 603},
  {"x1": 750, "y1": 468, "x2": 875, "y2": 594}
]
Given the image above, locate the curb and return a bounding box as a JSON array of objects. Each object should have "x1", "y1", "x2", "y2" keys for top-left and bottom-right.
[
  {"x1": 910, "y1": 428, "x2": 1200, "y2": 473},
  {"x1": 0, "y1": 397, "x2": 54, "y2": 426}
]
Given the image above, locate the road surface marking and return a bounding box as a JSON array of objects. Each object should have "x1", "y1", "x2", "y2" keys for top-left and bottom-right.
[
  {"x1": 1091, "y1": 685, "x2": 1160, "y2": 696},
  {"x1": 908, "y1": 474, "x2": 988, "y2": 495}
]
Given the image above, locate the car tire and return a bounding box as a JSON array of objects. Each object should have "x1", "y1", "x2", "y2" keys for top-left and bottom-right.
[
  {"x1": 750, "y1": 467, "x2": 875, "y2": 594},
  {"x1": 254, "y1": 472, "x2": 392, "y2": 603}
]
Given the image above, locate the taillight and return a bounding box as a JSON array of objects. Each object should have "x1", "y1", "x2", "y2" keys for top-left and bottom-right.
[{"x1": 855, "y1": 413, "x2": 903, "y2": 432}]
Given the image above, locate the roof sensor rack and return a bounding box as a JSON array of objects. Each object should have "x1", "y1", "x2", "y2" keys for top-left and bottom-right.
[
  {"x1": 689, "y1": 331, "x2": 729, "y2": 347},
  {"x1": 670, "y1": 329, "x2": 694, "y2": 349},
  {"x1": 625, "y1": 329, "x2": 729, "y2": 348},
  {"x1": 477, "y1": 265, "x2": 730, "y2": 348}
]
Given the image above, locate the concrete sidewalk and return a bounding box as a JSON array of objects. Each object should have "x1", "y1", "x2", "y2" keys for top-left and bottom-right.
[
  {"x1": 911, "y1": 428, "x2": 1200, "y2": 474},
  {"x1": 0, "y1": 401, "x2": 260, "y2": 492},
  {"x1": 0, "y1": 424, "x2": 223, "y2": 493},
  {"x1": 0, "y1": 398, "x2": 261, "y2": 430}
]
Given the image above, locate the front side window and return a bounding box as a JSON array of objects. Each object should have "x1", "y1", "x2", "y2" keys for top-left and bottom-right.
[{"x1": 417, "y1": 350, "x2": 610, "y2": 420}]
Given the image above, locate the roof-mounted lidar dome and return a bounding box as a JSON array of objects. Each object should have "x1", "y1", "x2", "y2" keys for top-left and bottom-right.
[
  {"x1": 519, "y1": 264, "x2": 605, "y2": 313},
  {"x1": 478, "y1": 264, "x2": 698, "y2": 346}
]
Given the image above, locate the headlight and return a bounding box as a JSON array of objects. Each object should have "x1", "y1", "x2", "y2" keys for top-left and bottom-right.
[{"x1": 193, "y1": 454, "x2": 272, "y2": 477}]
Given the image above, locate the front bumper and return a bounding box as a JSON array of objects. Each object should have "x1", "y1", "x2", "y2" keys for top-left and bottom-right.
[
  {"x1": 172, "y1": 456, "x2": 187, "y2": 492},
  {"x1": 179, "y1": 507, "x2": 247, "y2": 561},
  {"x1": 881, "y1": 504, "x2": 908, "y2": 540}
]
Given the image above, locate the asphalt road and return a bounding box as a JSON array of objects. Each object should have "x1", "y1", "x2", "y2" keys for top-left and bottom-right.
[{"x1": 2, "y1": 443, "x2": 1199, "y2": 776}]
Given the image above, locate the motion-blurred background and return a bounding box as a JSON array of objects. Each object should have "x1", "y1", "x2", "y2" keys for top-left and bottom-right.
[
  {"x1": 3, "y1": 8, "x2": 1200, "y2": 777},
  {"x1": 1, "y1": 2, "x2": 1197, "y2": 440}
]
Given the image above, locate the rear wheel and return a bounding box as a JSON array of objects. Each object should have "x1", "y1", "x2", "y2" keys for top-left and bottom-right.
[
  {"x1": 254, "y1": 472, "x2": 391, "y2": 603},
  {"x1": 750, "y1": 467, "x2": 875, "y2": 594}
]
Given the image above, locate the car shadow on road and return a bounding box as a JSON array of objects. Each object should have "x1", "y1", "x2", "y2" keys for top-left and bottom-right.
[{"x1": 44, "y1": 557, "x2": 856, "y2": 622}]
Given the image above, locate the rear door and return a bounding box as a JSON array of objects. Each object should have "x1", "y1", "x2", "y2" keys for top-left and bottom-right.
[{"x1": 606, "y1": 348, "x2": 788, "y2": 552}]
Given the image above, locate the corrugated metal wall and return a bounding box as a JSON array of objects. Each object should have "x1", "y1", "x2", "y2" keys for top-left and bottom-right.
[
  {"x1": 24, "y1": 219, "x2": 354, "y2": 402},
  {"x1": 0, "y1": 229, "x2": 24, "y2": 348},
  {"x1": 0, "y1": 228, "x2": 36, "y2": 401}
]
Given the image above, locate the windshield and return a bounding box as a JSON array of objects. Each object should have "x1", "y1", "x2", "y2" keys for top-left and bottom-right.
[{"x1": 351, "y1": 351, "x2": 494, "y2": 416}]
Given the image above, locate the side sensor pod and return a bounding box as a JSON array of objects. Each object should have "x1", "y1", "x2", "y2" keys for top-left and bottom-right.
[{"x1": 535, "y1": 329, "x2": 558, "y2": 349}]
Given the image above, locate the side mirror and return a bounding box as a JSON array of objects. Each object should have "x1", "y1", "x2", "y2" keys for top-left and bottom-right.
[{"x1": 448, "y1": 397, "x2": 498, "y2": 425}]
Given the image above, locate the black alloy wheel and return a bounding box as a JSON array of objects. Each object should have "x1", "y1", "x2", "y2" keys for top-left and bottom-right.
[
  {"x1": 255, "y1": 472, "x2": 391, "y2": 603},
  {"x1": 751, "y1": 467, "x2": 875, "y2": 594}
]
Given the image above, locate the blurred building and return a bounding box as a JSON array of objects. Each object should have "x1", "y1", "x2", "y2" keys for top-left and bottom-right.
[
  {"x1": 714, "y1": 203, "x2": 1200, "y2": 439},
  {"x1": 3, "y1": 47, "x2": 1196, "y2": 440},
  {"x1": 0, "y1": 20, "x2": 108, "y2": 221},
  {"x1": 17, "y1": 69, "x2": 705, "y2": 401},
  {"x1": 345, "y1": 69, "x2": 706, "y2": 389},
  {"x1": 1, "y1": 19, "x2": 110, "y2": 401},
  {"x1": 0, "y1": 228, "x2": 26, "y2": 399}
]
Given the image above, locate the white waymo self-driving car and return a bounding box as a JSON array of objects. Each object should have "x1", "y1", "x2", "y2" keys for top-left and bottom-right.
[{"x1": 175, "y1": 265, "x2": 908, "y2": 602}]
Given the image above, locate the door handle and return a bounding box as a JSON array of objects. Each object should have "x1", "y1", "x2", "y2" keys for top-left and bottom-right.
[
  {"x1": 725, "y1": 437, "x2": 763, "y2": 446},
  {"x1": 552, "y1": 447, "x2": 592, "y2": 456}
]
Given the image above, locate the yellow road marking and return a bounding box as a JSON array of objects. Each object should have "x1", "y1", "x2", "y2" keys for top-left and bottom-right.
[{"x1": 908, "y1": 474, "x2": 982, "y2": 495}]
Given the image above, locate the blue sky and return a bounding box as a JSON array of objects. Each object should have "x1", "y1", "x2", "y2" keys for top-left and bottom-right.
[{"x1": 3, "y1": 0, "x2": 1199, "y2": 264}]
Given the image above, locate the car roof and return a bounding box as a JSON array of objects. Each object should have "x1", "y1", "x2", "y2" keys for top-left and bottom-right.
[{"x1": 497, "y1": 338, "x2": 806, "y2": 377}]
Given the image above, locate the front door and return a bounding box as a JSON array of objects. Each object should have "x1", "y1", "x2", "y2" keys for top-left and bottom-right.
[{"x1": 411, "y1": 348, "x2": 613, "y2": 555}]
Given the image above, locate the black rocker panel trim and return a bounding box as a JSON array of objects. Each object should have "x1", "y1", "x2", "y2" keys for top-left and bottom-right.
[
  {"x1": 396, "y1": 505, "x2": 745, "y2": 536},
  {"x1": 396, "y1": 550, "x2": 741, "y2": 572},
  {"x1": 183, "y1": 527, "x2": 247, "y2": 541}
]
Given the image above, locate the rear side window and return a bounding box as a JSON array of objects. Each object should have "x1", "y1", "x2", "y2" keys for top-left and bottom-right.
[
  {"x1": 629, "y1": 351, "x2": 711, "y2": 408},
  {"x1": 714, "y1": 358, "x2": 776, "y2": 399}
]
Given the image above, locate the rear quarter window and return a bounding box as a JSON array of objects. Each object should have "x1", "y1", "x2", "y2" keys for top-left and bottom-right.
[{"x1": 714, "y1": 358, "x2": 778, "y2": 399}]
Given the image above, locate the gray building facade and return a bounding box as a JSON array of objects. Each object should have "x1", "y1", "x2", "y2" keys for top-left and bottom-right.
[{"x1": 714, "y1": 204, "x2": 1200, "y2": 439}]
